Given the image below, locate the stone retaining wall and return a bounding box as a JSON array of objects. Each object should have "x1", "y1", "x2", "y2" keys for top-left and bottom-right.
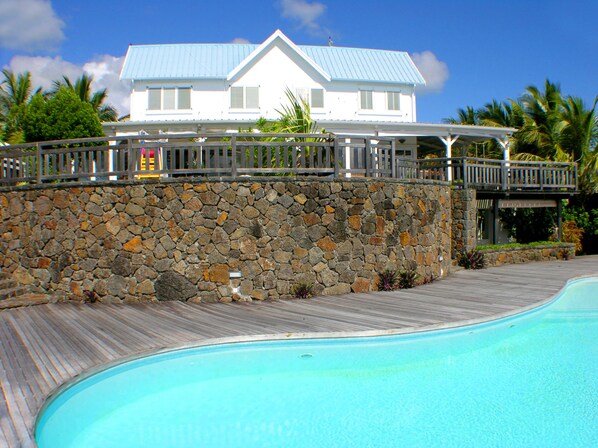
[
  {"x1": 1, "y1": 179, "x2": 453, "y2": 303},
  {"x1": 480, "y1": 243, "x2": 575, "y2": 267},
  {"x1": 451, "y1": 189, "x2": 476, "y2": 257}
]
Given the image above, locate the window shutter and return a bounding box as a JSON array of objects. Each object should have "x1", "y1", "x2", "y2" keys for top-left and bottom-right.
[
  {"x1": 231, "y1": 87, "x2": 244, "y2": 108},
  {"x1": 163, "y1": 88, "x2": 176, "y2": 109},
  {"x1": 148, "y1": 88, "x2": 161, "y2": 110},
  {"x1": 311, "y1": 89, "x2": 324, "y2": 108},
  {"x1": 387, "y1": 92, "x2": 400, "y2": 110},
  {"x1": 178, "y1": 88, "x2": 191, "y2": 109},
  {"x1": 360, "y1": 90, "x2": 373, "y2": 110},
  {"x1": 246, "y1": 87, "x2": 259, "y2": 109}
]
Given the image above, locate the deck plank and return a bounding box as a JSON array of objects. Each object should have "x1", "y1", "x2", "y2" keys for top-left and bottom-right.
[{"x1": 1, "y1": 256, "x2": 596, "y2": 447}]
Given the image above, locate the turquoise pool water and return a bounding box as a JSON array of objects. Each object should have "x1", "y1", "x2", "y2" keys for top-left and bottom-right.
[{"x1": 36, "y1": 278, "x2": 598, "y2": 447}]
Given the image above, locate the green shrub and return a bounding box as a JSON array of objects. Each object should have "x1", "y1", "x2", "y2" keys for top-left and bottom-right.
[
  {"x1": 457, "y1": 249, "x2": 486, "y2": 270},
  {"x1": 397, "y1": 269, "x2": 418, "y2": 289}
]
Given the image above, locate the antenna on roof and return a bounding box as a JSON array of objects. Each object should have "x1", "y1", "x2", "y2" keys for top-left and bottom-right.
[{"x1": 328, "y1": 36, "x2": 333, "y2": 47}]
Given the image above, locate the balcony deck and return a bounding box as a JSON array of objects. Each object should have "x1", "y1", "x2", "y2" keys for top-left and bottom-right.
[{"x1": 0, "y1": 134, "x2": 577, "y2": 195}]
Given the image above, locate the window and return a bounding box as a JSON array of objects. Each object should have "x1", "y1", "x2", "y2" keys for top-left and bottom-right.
[
  {"x1": 295, "y1": 88, "x2": 324, "y2": 108},
  {"x1": 360, "y1": 90, "x2": 373, "y2": 110},
  {"x1": 148, "y1": 88, "x2": 161, "y2": 110},
  {"x1": 387, "y1": 91, "x2": 400, "y2": 111},
  {"x1": 230, "y1": 86, "x2": 260, "y2": 109},
  {"x1": 147, "y1": 87, "x2": 191, "y2": 110},
  {"x1": 311, "y1": 88, "x2": 324, "y2": 108}
]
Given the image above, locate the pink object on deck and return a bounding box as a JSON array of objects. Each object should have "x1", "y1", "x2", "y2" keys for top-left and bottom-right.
[{"x1": 141, "y1": 149, "x2": 155, "y2": 158}]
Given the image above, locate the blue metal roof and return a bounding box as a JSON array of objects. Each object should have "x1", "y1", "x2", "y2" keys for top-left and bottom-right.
[{"x1": 120, "y1": 42, "x2": 425, "y2": 85}]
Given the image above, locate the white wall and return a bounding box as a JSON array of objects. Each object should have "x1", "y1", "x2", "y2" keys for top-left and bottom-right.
[{"x1": 129, "y1": 41, "x2": 417, "y2": 124}]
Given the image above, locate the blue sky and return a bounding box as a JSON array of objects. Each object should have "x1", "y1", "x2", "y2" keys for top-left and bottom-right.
[{"x1": 0, "y1": 0, "x2": 596, "y2": 122}]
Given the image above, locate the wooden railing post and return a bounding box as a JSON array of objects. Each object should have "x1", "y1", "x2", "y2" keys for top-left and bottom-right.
[
  {"x1": 230, "y1": 135, "x2": 237, "y2": 178},
  {"x1": 333, "y1": 136, "x2": 340, "y2": 178},
  {"x1": 390, "y1": 139, "x2": 396, "y2": 178},
  {"x1": 365, "y1": 138, "x2": 371, "y2": 177},
  {"x1": 462, "y1": 158, "x2": 468, "y2": 189},
  {"x1": 36, "y1": 143, "x2": 42, "y2": 184},
  {"x1": 539, "y1": 163, "x2": 544, "y2": 190},
  {"x1": 127, "y1": 137, "x2": 134, "y2": 179},
  {"x1": 501, "y1": 160, "x2": 507, "y2": 190}
]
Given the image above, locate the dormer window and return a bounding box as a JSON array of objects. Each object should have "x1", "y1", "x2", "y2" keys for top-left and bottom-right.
[
  {"x1": 230, "y1": 86, "x2": 259, "y2": 109},
  {"x1": 148, "y1": 87, "x2": 191, "y2": 110}
]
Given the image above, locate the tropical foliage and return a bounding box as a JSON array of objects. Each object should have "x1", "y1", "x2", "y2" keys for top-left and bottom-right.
[
  {"x1": 249, "y1": 88, "x2": 328, "y2": 170},
  {"x1": 51, "y1": 74, "x2": 118, "y2": 122},
  {"x1": 23, "y1": 88, "x2": 104, "y2": 143},
  {"x1": 446, "y1": 80, "x2": 597, "y2": 252},
  {"x1": 0, "y1": 70, "x2": 117, "y2": 144}
]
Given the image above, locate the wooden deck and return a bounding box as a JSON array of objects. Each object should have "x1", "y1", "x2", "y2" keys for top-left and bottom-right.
[{"x1": 1, "y1": 257, "x2": 597, "y2": 447}]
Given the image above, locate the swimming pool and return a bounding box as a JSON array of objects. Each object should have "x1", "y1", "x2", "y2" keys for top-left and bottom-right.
[{"x1": 36, "y1": 277, "x2": 598, "y2": 447}]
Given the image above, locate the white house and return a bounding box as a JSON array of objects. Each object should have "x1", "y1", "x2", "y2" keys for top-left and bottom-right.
[
  {"x1": 109, "y1": 30, "x2": 515, "y2": 161},
  {"x1": 119, "y1": 30, "x2": 425, "y2": 130}
]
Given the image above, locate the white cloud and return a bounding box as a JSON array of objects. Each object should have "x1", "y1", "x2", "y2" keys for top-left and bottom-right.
[
  {"x1": 411, "y1": 51, "x2": 449, "y2": 94},
  {"x1": 280, "y1": 0, "x2": 327, "y2": 36},
  {"x1": 231, "y1": 37, "x2": 251, "y2": 44},
  {"x1": 6, "y1": 55, "x2": 130, "y2": 118},
  {"x1": 0, "y1": 0, "x2": 65, "y2": 52}
]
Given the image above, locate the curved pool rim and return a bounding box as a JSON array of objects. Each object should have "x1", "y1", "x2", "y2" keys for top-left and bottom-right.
[{"x1": 34, "y1": 274, "x2": 597, "y2": 438}]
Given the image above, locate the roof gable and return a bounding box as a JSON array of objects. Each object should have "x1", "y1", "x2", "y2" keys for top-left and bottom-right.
[{"x1": 226, "y1": 30, "x2": 331, "y2": 82}]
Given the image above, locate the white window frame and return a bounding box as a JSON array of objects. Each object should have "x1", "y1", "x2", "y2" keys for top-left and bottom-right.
[
  {"x1": 147, "y1": 87, "x2": 191, "y2": 111},
  {"x1": 386, "y1": 91, "x2": 401, "y2": 111},
  {"x1": 360, "y1": 90, "x2": 373, "y2": 110},
  {"x1": 230, "y1": 86, "x2": 260, "y2": 109}
]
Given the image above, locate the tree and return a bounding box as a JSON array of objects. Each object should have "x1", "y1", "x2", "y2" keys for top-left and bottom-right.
[
  {"x1": 23, "y1": 87, "x2": 104, "y2": 143},
  {"x1": 0, "y1": 69, "x2": 36, "y2": 143},
  {"x1": 51, "y1": 74, "x2": 118, "y2": 122}
]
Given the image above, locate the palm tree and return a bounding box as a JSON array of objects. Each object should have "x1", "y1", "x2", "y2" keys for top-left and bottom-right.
[
  {"x1": 0, "y1": 69, "x2": 36, "y2": 143},
  {"x1": 560, "y1": 96, "x2": 598, "y2": 197},
  {"x1": 517, "y1": 80, "x2": 568, "y2": 161},
  {"x1": 443, "y1": 106, "x2": 478, "y2": 125},
  {"x1": 253, "y1": 89, "x2": 326, "y2": 169},
  {"x1": 51, "y1": 74, "x2": 118, "y2": 122}
]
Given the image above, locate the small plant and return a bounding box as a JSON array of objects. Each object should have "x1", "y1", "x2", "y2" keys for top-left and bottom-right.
[
  {"x1": 417, "y1": 275, "x2": 435, "y2": 286},
  {"x1": 397, "y1": 269, "x2": 418, "y2": 289},
  {"x1": 457, "y1": 249, "x2": 486, "y2": 270},
  {"x1": 292, "y1": 282, "x2": 314, "y2": 299},
  {"x1": 83, "y1": 290, "x2": 99, "y2": 303},
  {"x1": 377, "y1": 269, "x2": 399, "y2": 291},
  {"x1": 558, "y1": 248, "x2": 573, "y2": 260}
]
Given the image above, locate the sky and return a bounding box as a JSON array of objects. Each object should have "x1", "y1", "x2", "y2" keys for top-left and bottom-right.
[{"x1": 0, "y1": 0, "x2": 596, "y2": 123}]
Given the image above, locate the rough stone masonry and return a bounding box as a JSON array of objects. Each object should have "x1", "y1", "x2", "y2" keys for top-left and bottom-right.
[{"x1": 0, "y1": 178, "x2": 457, "y2": 303}]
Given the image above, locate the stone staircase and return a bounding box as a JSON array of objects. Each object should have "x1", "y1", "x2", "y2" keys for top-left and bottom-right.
[{"x1": 0, "y1": 270, "x2": 53, "y2": 310}]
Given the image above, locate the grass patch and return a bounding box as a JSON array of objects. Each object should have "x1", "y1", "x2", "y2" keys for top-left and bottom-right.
[{"x1": 478, "y1": 241, "x2": 563, "y2": 251}]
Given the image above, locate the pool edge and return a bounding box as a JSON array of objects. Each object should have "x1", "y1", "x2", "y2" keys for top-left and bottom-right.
[{"x1": 34, "y1": 273, "x2": 597, "y2": 443}]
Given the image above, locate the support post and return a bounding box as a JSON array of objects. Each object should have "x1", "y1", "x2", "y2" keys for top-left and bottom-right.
[
  {"x1": 492, "y1": 199, "x2": 500, "y2": 245},
  {"x1": 390, "y1": 138, "x2": 396, "y2": 178},
  {"x1": 439, "y1": 134, "x2": 458, "y2": 182},
  {"x1": 557, "y1": 200, "x2": 563, "y2": 242}
]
